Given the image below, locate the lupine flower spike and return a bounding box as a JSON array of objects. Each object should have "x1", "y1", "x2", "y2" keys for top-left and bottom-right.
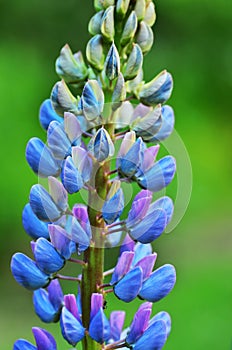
[{"x1": 11, "y1": 1, "x2": 178, "y2": 349}]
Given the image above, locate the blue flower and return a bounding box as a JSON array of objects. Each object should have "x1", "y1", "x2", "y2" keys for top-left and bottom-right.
[
  {"x1": 11, "y1": 253, "x2": 49, "y2": 290},
  {"x1": 60, "y1": 295, "x2": 85, "y2": 346},
  {"x1": 22, "y1": 204, "x2": 49, "y2": 240},
  {"x1": 113, "y1": 266, "x2": 143, "y2": 302},
  {"x1": 133, "y1": 320, "x2": 167, "y2": 350},
  {"x1": 34, "y1": 237, "x2": 65, "y2": 274},
  {"x1": 26, "y1": 138, "x2": 60, "y2": 177},
  {"x1": 14, "y1": 327, "x2": 57, "y2": 350},
  {"x1": 136, "y1": 155, "x2": 176, "y2": 193},
  {"x1": 139, "y1": 70, "x2": 173, "y2": 106},
  {"x1": 139, "y1": 264, "x2": 176, "y2": 302},
  {"x1": 39, "y1": 99, "x2": 63, "y2": 131},
  {"x1": 89, "y1": 294, "x2": 111, "y2": 344},
  {"x1": 33, "y1": 280, "x2": 63, "y2": 323},
  {"x1": 91, "y1": 127, "x2": 114, "y2": 162},
  {"x1": 79, "y1": 80, "x2": 104, "y2": 120},
  {"x1": 29, "y1": 177, "x2": 68, "y2": 222},
  {"x1": 102, "y1": 180, "x2": 124, "y2": 224}
]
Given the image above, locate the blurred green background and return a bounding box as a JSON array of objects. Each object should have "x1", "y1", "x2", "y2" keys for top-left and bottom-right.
[{"x1": 1, "y1": 0, "x2": 232, "y2": 348}]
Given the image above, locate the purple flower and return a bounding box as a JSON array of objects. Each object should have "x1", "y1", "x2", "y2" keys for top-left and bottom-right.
[
  {"x1": 14, "y1": 328, "x2": 57, "y2": 350},
  {"x1": 89, "y1": 293, "x2": 111, "y2": 343},
  {"x1": 60, "y1": 295, "x2": 85, "y2": 346}
]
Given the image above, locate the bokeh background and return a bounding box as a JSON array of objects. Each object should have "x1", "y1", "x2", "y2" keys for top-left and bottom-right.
[{"x1": 0, "y1": 0, "x2": 231, "y2": 348}]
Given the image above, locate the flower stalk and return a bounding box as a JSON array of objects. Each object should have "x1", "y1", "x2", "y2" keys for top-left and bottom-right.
[{"x1": 11, "y1": 1, "x2": 178, "y2": 350}]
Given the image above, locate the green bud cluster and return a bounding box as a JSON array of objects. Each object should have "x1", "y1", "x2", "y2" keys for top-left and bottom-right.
[{"x1": 52, "y1": 0, "x2": 172, "y2": 120}]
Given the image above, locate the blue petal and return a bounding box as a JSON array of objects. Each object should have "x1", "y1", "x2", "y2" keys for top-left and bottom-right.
[
  {"x1": 150, "y1": 105, "x2": 175, "y2": 142},
  {"x1": 34, "y1": 237, "x2": 65, "y2": 274},
  {"x1": 33, "y1": 289, "x2": 57, "y2": 323},
  {"x1": 47, "y1": 121, "x2": 71, "y2": 159},
  {"x1": 119, "y1": 138, "x2": 144, "y2": 177},
  {"x1": 39, "y1": 99, "x2": 63, "y2": 130},
  {"x1": 32, "y1": 327, "x2": 57, "y2": 350},
  {"x1": 26, "y1": 138, "x2": 59, "y2": 177},
  {"x1": 133, "y1": 320, "x2": 167, "y2": 350},
  {"x1": 114, "y1": 267, "x2": 143, "y2": 302},
  {"x1": 11, "y1": 253, "x2": 49, "y2": 290},
  {"x1": 81, "y1": 80, "x2": 104, "y2": 120},
  {"x1": 60, "y1": 307, "x2": 85, "y2": 346},
  {"x1": 139, "y1": 264, "x2": 176, "y2": 302},
  {"x1": 149, "y1": 196, "x2": 174, "y2": 225},
  {"x1": 102, "y1": 189, "x2": 124, "y2": 224},
  {"x1": 89, "y1": 308, "x2": 111, "y2": 344},
  {"x1": 137, "y1": 156, "x2": 176, "y2": 192},
  {"x1": 30, "y1": 184, "x2": 62, "y2": 222},
  {"x1": 149, "y1": 312, "x2": 171, "y2": 337},
  {"x1": 22, "y1": 204, "x2": 49, "y2": 239},
  {"x1": 130, "y1": 209, "x2": 167, "y2": 244},
  {"x1": 61, "y1": 156, "x2": 84, "y2": 194},
  {"x1": 13, "y1": 340, "x2": 36, "y2": 350},
  {"x1": 93, "y1": 127, "x2": 111, "y2": 162}
]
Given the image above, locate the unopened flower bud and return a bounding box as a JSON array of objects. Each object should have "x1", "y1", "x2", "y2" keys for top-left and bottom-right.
[
  {"x1": 79, "y1": 80, "x2": 104, "y2": 120},
  {"x1": 101, "y1": 6, "x2": 115, "y2": 42},
  {"x1": 139, "y1": 70, "x2": 173, "y2": 105},
  {"x1": 120, "y1": 11, "x2": 138, "y2": 46},
  {"x1": 86, "y1": 35, "x2": 105, "y2": 71},
  {"x1": 126, "y1": 68, "x2": 144, "y2": 94},
  {"x1": 124, "y1": 44, "x2": 143, "y2": 80},
  {"x1": 144, "y1": 1, "x2": 156, "y2": 26},
  {"x1": 55, "y1": 45, "x2": 88, "y2": 83},
  {"x1": 51, "y1": 80, "x2": 79, "y2": 116},
  {"x1": 94, "y1": 0, "x2": 115, "y2": 11},
  {"x1": 112, "y1": 73, "x2": 127, "y2": 110},
  {"x1": 135, "y1": 0, "x2": 146, "y2": 21},
  {"x1": 116, "y1": 0, "x2": 130, "y2": 16},
  {"x1": 105, "y1": 43, "x2": 120, "y2": 80},
  {"x1": 92, "y1": 127, "x2": 114, "y2": 162},
  {"x1": 136, "y1": 21, "x2": 154, "y2": 54},
  {"x1": 88, "y1": 10, "x2": 104, "y2": 35}
]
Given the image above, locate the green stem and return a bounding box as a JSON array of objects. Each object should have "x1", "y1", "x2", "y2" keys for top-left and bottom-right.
[{"x1": 81, "y1": 152, "x2": 112, "y2": 350}]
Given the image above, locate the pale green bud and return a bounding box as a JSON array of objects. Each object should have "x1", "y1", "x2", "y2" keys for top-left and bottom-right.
[
  {"x1": 86, "y1": 34, "x2": 105, "y2": 71},
  {"x1": 105, "y1": 43, "x2": 120, "y2": 81},
  {"x1": 134, "y1": 0, "x2": 146, "y2": 21},
  {"x1": 116, "y1": 0, "x2": 130, "y2": 16},
  {"x1": 51, "y1": 80, "x2": 79, "y2": 116},
  {"x1": 124, "y1": 44, "x2": 143, "y2": 80},
  {"x1": 55, "y1": 45, "x2": 88, "y2": 83},
  {"x1": 138, "y1": 70, "x2": 173, "y2": 106},
  {"x1": 136, "y1": 21, "x2": 154, "y2": 54},
  {"x1": 144, "y1": 2, "x2": 156, "y2": 26},
  {"x1": 112, "y1": 73, "x2": 127, "y2": 110},
  {"x1": 126, "y1": 68, "x2": 144, "y2": 94},
  {"x1": 88, "y1": 11, "x2": 104, "y2": 35},
  {"x1": 120, "y1": 11, "x2": 138, "y2": 46},
  {"x1": 94, "y1": 0, "x2": 115, "y2": 11},
  {"x1": 101, "y1": 6, "x2": 115, "y2": 42}
]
